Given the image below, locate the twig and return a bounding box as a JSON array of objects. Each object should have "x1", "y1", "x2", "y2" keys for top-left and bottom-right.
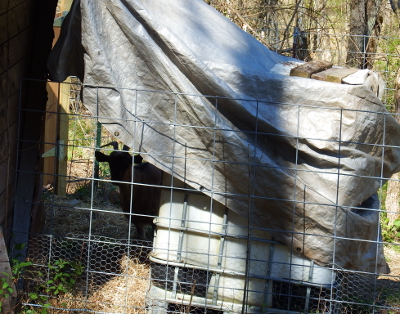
[{"x1": 186, "y1": 280, "x2": 197, "y2": 314}]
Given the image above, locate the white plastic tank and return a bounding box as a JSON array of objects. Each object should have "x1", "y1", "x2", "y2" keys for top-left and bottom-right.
[{"x1": 146, "y1": 174, "x2": 336, "y2": 313}]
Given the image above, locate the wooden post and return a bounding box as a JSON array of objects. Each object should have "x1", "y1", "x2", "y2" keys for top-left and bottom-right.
[
  {"x1": 59, "y1": 0, "x2": 74, "y2": 13},
  {"x1": 43, "y1": 82, "x2": 59, "y2": 188},
  {"x1": 11, "y1": 0, "x2": 59, "y2": 261},
  {"x1": 0, "y1": 227, "x2": 17, "y2": 313},
  {"x1": 56, "y1": 78, "x2": 70, "y2": 196},
  {"x1": 43, "y1": 25, "x2": 70, "y2": 195},
  {"x1": 43, "y1": 26, "x2": 61, "y2": 189},
  {"x1": 43, "y1": 79, "x2": 69, "y2": 196}
]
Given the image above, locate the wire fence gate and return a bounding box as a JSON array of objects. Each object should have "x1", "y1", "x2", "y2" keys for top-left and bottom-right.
[{"x1": 12, "y1": 30, "x2": 400, "y2": 314}]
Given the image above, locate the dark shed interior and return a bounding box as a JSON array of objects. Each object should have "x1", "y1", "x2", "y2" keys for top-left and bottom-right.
[{"x1": 1, "y1": 0, "x2": 58, "y2": 247}]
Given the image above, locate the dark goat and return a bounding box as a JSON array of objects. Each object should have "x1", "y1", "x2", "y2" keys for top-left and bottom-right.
[{"x1": 95, "y1": 142, "x2": 163, "y2": 240}]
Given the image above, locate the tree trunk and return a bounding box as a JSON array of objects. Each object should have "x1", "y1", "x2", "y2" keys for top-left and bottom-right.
[
  {"x1": 346, "y1": 0, "x2": 383, "y2": 69},
  {"x1": 258, "y1": 0, "x2": 279, "y2": 50},
  {"x1": 386, "y1": 173, "x2": 400, "y2": 225}
]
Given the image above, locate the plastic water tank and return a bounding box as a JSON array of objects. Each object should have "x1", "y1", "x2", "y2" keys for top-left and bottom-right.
[{"x1": 146, "y1": 174, "x2": 336, "y2": 313}]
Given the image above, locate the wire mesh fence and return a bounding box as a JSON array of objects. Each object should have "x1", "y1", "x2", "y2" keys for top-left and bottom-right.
[
  {"x1": 12, "y1": 72, "x2": 400, "y2": 314},
  {"x1": 238, "y1": 20, "x2": 400, "y2": 110}
]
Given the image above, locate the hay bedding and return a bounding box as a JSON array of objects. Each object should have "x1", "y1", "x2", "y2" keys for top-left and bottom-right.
[
  {"x1": 39, "y1": 255, "x2": 150, "y2": 314},
  {"x1": 33, "y1": 160, "x2": 151, "y2": 313},
  {"x1": 87, "y1": 255, "x2": 149, "y2": 313},
  {"x1": 44, "y1": 194, "x2": 135, "y2": 239},
  {"x1": 45, "y1": 158, "x2": 140, "y2": 239}
]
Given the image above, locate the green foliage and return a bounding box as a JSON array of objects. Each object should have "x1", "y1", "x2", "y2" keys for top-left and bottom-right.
[
  {"x1": 1, "y1": 249, "x2": 83, "y2": 314},
  {"x1": 23, "y1": 258, "x2": 83, "y2": 312},
  {"x1": 74, "y1": 183, "x2": 92, "y2": 199},
  {"x1": 0, "y1": 273, "x2": 15, "y2": 312},
  {"x1": 68, "y1": 114, "x2": 98, "y2": 161},
  {"x1": 379, "y1": 183, "x2": 400, "y2": 243},
  {"x1": 99, "y1": 161, "x2": 111, "y2": 178},
  {"x1": 0, "y1": 255, "x2": 33, "y2": 312},
  {"x1": 379, "y1": 182, "x2": 388, "y2": 211},
  {"x1": 382, "y1": 218, "x2": 400, "y2": 243},
  {"x1": 43, "y1": 259, "x2": 83, "y2": 296},
  {"x1": 385, "y1": 285, "x2": 400, "y2": 307},
  {"x1": 373, "y1": 37, "x2": 400, "y2": 111},
  {"x1": 11, "y1": 259, "x2": 33, "y2": 279}
]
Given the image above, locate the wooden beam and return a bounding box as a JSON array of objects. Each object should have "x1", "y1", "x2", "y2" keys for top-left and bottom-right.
[
  {"x1": 43, "y1": 79, "x2": 71, "y2": 196},
  {"x1": 52, "y1": 26, "x2": 61, "y2": 48},
  {"x1": 311, "y1": 67, "x2": 359, "y2": 83},
  {"x1": 0, "y1": 226, "x2": 17, "y2": 314},
  {"x1": 290, "y1": 60, "x2": 333, "y2": 78},
  {"x1": 43, "y1": 82, "x2": 59, "y2": 188},
  {"x1": 59, "y1": 0, "x2": 74, "y2": 12},
  {"x1": 11, "y1": 0, "x2": 58, "y2": 261},
  {"x1": 43, "y1": 27, "x2": 63, "y2": 191},
  {"x1": 56, "y1": 78, "x2": 70, "y2": 196}
]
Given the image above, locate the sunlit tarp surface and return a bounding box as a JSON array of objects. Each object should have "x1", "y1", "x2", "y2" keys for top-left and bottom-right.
[{"x1": 48, "y1": 0, "x2": 400, "y2": 272}]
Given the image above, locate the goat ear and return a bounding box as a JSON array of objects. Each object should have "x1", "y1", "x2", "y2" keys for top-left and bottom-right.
[
  {"x1": 122, "y1": 145, "x2": 130, "y2": 151},
  {"x1": 101, "y1": 141, "x2": 119, "y2": 150},
  {"x1": 95, "y1": 151, "x2": 109, "y2": 162},
  {"x1": 134, "y1": 154, "x2": 143, "y2": 164}
]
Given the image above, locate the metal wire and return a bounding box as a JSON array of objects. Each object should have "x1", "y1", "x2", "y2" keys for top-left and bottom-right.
[{"x1": 14, "y1": 27, "x2": 400, "y2": 313}]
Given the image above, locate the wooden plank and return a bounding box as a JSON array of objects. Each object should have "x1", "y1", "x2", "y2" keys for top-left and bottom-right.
[
  {"x1": 8, "y1": 0, "x2": 26, "y2": 11},
  {"x1": 0, "y1": 120, "x2": 17, "y2": 234},
  {"x1": 59, "y1": 0, "x2": 74, "y2": 12},
  {"x1": 290, "y1": 60, "x2": 333, "y2": 78},
  {"x1": 43, "y1": 27, "x2": 63, "y2": 190},
  {"x1": 0, "y1": 226, "x2": 17, "y2": 314},
  {"x1": 0, "y1": 161, "x2": 6, "y2": 193},
  {"x1": 0, "y1": 11, "x2": 7, "y2": 46},
  {"x1": 0, "y1": 98, "x2": 8, "y2": 135},
  {"x1": 43, "y1": 82, "x2": 59, "y2": 187},
  {"x1": 311, "y1": 67, "x2": 359, "y2": 83},
  {"x1": 0, "y1": 164, "x2": 16, "y2": 237},
  {"x1": 8, "y1": 57, "x2": 30, "y2": 98},
  {"x1": 8, "y1": 28, "x2": 34, "y2": 68},
  {"x1": 52, "y1": 26, "x2": 61, "y2": 48},
  {"x1": 12, "y1": 81, "x2": 46, "y2": 263},
  {"x1": 6, "y1": 93, "x2": 19, "y2": 131},
  {"x1": 7, "y1": 0, "x2": 35, "y2": 40},
  {"x1": 0, "y1": 42, "x2": 7, "y2": 74},
  {"x1": 0, "y1": 120, "x2": 17, "y2": 164},
  {"x1": 0, "y1": 115, "x2": 18, "y2": 163},
  {"x1": 56, "y1": 78, "x2": 70, "y2": 196},
  {"x1": 0, "y1": 0, "x2": 7, "y2": 15},
  {"x1": 0, "y1": 190, "x2": 6, "y2": 228},
  {"x1": 0, "y1": 87, "x2": 19, "y2": 135},
  {"x1": 0, "y1": 72, "x2": 7, "y2": 105},
  {"x1": 10, "y1": 0, "x2": 58, "y2": 263}
]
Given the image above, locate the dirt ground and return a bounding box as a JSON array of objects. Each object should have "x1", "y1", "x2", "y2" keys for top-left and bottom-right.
[{"x1": 383, "y1": 245, "x2": 400, "y2": 278}]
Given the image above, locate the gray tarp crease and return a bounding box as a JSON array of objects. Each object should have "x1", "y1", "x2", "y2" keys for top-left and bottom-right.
[{"x1": 47, "y1": 0, "x2": 400, "y2": 272}]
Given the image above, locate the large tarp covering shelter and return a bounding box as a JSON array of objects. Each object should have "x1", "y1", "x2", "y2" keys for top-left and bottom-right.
[{"x1": 47, "y1": 0, "x2": 400, "y2": 272}]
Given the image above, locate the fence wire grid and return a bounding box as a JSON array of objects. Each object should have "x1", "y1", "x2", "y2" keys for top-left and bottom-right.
[
  {"x1": 238, "y1": 20, "x2": 400, "y2": 109},
  {"x1": 13, "y1": 27, "x2": 400, "y2": 314},
  {"x1": 13, "y1": 76, "x2": 400, "y2": 314}
]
